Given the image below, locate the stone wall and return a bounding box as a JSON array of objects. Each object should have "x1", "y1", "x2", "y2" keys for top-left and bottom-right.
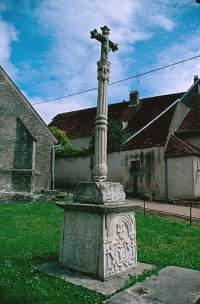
[
  {"x1": 107, "y1": 148, "x2": 165, "y2": 196},
  {"x1": 0, "y1": 191, "x2": 57, "y2": 203},
  {"x1": 70, "y1": 135, "x2": 91, "y2": 149},
  {"x1": 55, "y1": 148, "x2": 200, "y2": 199},
  {"x1": 55, "y1": 154, "x2": 92, "y2": 190},
  {"x1": 166, "y1": 155, "x2": 200, "y2": 198},
  {"x1": 0, "y1": 67, "x2": 57, "y2": 192},
  {"x1": 55, "y1": 147, "x2": 165, "y2": 197}
]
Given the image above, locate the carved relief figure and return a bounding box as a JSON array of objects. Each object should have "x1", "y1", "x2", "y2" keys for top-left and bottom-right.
[
  {"x1": 105, "y1": 213, "x2": 137, "y2": 276},
  {"x1": 110, "y1": 218, "x2": 129, "y2": 267}
]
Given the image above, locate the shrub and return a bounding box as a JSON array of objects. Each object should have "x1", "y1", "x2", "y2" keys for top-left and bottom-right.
[{"x1": 50, "y1": 127, "x2": 88, "y2": 157}]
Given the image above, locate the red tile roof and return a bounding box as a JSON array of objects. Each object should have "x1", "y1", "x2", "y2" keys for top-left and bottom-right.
[
  {"x1": 184, "y1": 93, "x2": 200, "y2": 108},
  {"x1": 49, "y1": 101, "x2": 137, "y2": 137},
  {"x1": 120, "y1": 105, "x2": 177, "y2": 150},
  {"x1": 176, "y1": 107, "x2": 200, "y2": 133},
  {"x1": 48, "y1": 88, "x2": 200, "y2": 153},
  {"x1": 49, "y1": 107, "x2": 96, "y2": 137},
  {"x1": 126, "y1": 93, "x2": 183, "y2": 132},
  {"x1": 164, "y1": 134, "x2": 200, "y2": 157},
  {"x1": 119, "y1": 92, "x2": 185, "y2": 150},
  {"x1": 49, "y1": 92, "x2": 183, "y2": 146}
]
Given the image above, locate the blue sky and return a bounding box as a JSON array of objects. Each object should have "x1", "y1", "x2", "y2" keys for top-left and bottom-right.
[{"x1": 0, "y1": 0, "x2": 200, "y2": 123}]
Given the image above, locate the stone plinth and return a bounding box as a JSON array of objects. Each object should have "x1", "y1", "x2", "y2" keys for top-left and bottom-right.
[
  {"x1": 74, "y1": 182, "x2": 125, "y2": 205},
  {"x1": 56, "y1": 201, "x2": 138, "y2": 281}
]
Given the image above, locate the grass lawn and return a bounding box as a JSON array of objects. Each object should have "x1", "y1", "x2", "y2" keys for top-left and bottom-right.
[{"x1": 0, "y1": 201, "x2": 199, "y2": 303}]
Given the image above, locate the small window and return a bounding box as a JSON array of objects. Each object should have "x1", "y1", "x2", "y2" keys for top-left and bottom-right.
[{"x1": 130, "y1": 160, "x2": 141, "y2": 171}]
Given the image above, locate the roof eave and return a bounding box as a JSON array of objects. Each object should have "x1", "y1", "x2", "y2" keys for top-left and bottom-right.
[
  {"x1": 164, "y1": 152, "x2": 200, "y2": 158},
  {"x1": 175, "y1": 129, "x2": 200, "y2": 137}
]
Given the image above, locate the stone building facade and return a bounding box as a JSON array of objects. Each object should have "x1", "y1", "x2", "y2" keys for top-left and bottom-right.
[
  {"x1": 50, "y1": 76, "x2": 200, "y2": 199},
  {"x1": 0, "y1": 66, "x2": 57, "y2": 193}
]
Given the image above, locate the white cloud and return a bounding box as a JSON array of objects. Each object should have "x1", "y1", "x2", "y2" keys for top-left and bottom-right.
[
  {"x1": 0, "y1": 18, "x2": 18, "y2": 77},
  {"x1": 30, "y1": 0, "x2": 154, "y2": 104},
  {"x1": 1, "y1": 0, "x2": 200, "y2": 124},
  {"x1": 24, "y1": 88, "x2": 97, "y2": 124},
  {"x1": 143, "y1": 29, "x2": 200, "y2": 97},
  {"x1": 29, "y1": 0, "x2": 199, "y2": 120},
  {"x1": 152, "y1": 14, "x2": 174, "y2": 31}
]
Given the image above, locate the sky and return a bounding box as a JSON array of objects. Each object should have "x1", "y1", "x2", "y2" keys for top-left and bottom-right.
[{"x1": 0, "y1": 0, "x2": 200, "y2": 124}]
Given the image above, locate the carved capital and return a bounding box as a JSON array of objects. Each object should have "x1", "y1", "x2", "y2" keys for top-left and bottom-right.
[{"x1": 97, "y1": 60, "x2": 110, "y2": 81}]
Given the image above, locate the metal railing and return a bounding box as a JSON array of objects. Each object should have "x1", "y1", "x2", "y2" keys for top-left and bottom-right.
[{"x1": 142, "y1": 199, "x2": 200, "y2": 226}]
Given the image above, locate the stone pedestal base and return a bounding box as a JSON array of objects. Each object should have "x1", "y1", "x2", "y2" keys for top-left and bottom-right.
[
  {"x1": 74, "y1": 182, "x2": 125, "y2": 204},
  {"x1": 56, "y1": 201, "x2": 138, "y2": 281}
]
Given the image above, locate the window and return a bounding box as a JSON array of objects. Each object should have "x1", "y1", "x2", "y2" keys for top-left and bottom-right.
[{"x1": 130, "y1": 160, "x2": 141, "y2": 171}]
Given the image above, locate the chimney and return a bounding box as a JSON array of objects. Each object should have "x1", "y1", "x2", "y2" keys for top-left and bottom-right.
[
  {"x1": 194, "y1": 75, "x2": 199, "y2": 83},
  {"x1": 129, "y1": 91, "x2": 139, "y2": 107}
]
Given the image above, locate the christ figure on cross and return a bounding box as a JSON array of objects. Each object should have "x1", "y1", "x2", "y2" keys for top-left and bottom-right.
[{"x1": 90, "y1": 26, "x2": 118, "y2": 61}]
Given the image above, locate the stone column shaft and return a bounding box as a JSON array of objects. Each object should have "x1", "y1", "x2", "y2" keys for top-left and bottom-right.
[{"x1": 93, "y1": 60, "x2": 110, "y2": 182}]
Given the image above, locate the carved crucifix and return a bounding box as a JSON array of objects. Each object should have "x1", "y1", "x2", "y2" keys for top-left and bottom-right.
[
  {"x1": 90, "y1": 26, "x2": 118, "y2": 61},
  {"x1": 90, "y1": 26, "x2": 118, "y2": 182}
]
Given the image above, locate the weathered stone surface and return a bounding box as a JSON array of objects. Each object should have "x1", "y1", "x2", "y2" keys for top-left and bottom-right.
[
  {"x1": 59, "y1": 210, "x2": 102, "y2": 278},
  {"x1": 104, "y1": 211, "x2": 137, "y2": 278},
  {"x1": 36, "y1": 261, "x2": 155, "y2": 296},
  {"x1": 91, "y1": 26, "x2": 117, "y2": 183},
  {"x1": 74, "y1": 182, "x2": 125, "y2": 204},
  {"x1": 56, "y1": 27, "x2": 137, "y2": 282},
  {"x1": 0, "y1": 191, "x2": 58, "y2": 203},
  {"x1": 105, "y1": 266, "x2": 200, "y2": 303},
  {"x1": 41, "y1": 189, "x2": 59, "y2": 195},
  {"x1": 0, "y1": 67, "x2": 56, "y2": 193},
  {"x1": 57, "y1": 201, "x2": 138, "y2": 281}
]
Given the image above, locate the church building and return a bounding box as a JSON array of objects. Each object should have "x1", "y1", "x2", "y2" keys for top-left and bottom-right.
[{"x1": 0, "y1": 66, "x2": 57, "y2": 193}]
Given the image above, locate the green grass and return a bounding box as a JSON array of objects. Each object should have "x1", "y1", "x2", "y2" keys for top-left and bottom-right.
[
  {"x1": 0, "y1": 203, "x2": 199, "y2": 303},
  {"x1": 120, "y1": 211, "x2": 200, "y2": 291},
  {"x1": 0, "y1": 201, "x2": 104, "y2": 304},
  {"x1": 136, "y1": 211, "x2": 200, "y2": 270}
]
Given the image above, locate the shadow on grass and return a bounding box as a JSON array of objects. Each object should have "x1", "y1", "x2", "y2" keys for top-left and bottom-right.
[{"x1": 0, "y1": 287, "x2": 10, "y2": 304}]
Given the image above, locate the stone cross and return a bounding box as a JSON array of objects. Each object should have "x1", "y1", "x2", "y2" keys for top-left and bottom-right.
[
  {"x1": 90, "y1": 26, "x2": 118, "y2": 182},
  {"x1": 90, "y1": 26, "x2": 118, "y2": 61},
  {"x1": 56, "y1": 28, "x2": 135, "y2": 283}
]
